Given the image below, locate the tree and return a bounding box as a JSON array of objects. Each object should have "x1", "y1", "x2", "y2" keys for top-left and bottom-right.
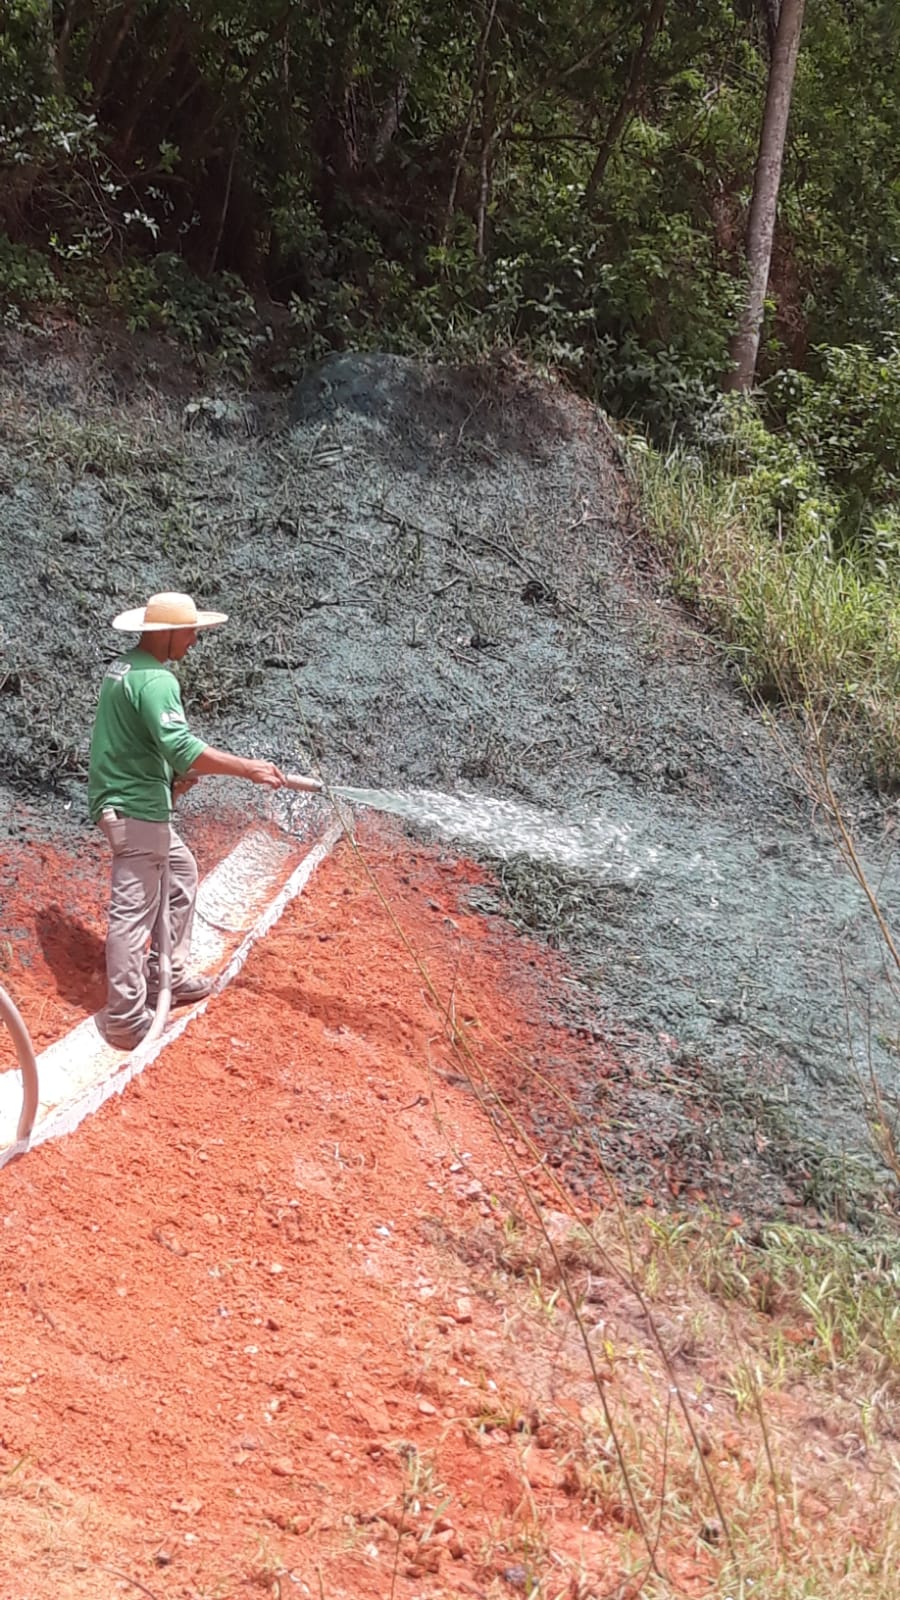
[
  {"x1": 583, "y1": 0, "x2": 667, "y2": 206},
  {"x1": 724, "y1": 0, "x2": 806, "y2": 391}
]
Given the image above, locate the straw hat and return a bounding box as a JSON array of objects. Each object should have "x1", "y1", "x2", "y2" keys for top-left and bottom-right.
[{"x1": 112, "y1": 592, "x2": 228, "y2": 633}]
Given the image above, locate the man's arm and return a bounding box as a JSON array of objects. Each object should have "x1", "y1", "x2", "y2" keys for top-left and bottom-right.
[{"x1": 189, "y1": 746, "x2": 285, "y2": 787}]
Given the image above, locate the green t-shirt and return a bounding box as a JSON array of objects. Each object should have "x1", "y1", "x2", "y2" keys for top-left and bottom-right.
[{"x1": 88, "y1": 649, "x2": 207, "y2": 823}]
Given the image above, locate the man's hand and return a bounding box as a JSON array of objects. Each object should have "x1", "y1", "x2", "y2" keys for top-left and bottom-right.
[
  {"x1": 172, "y1": 773, "x2": 201, "y2": 800},
  {"x1": 245, "y1": 759, "x2": 286, "y2": 788}
]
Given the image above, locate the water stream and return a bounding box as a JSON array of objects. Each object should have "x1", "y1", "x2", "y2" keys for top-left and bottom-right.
[
  {"x1": 333, "y1": 786, "x2": 664, "y2": 880},
  {"x1": 321, "y1": 784, "x2": 900, "y2": 1177}
]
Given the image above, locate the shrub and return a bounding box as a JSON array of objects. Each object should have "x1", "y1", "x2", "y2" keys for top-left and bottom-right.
[
  {"x1": 0, "y1": 234, "x2": 61, "y2": 319},
  {"x1": 107, "y1": 254, "x2": 259, "y2": 377}
]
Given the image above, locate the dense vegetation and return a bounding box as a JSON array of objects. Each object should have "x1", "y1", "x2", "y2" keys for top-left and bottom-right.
[
  {"x1": 2, "y1": 0, "x2": 900, "y2": 777},
  {"x1": 1, "y1": 2, "x2": 897, "y2": 400}
]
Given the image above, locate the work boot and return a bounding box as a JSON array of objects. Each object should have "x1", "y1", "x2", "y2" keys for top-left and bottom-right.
[
  {"x1": 147, "y1": 974, "x2": 213, "y2": 1009},
  {"x1": 101, "y1": 1008, "x2": 154, "y2": 1051}
]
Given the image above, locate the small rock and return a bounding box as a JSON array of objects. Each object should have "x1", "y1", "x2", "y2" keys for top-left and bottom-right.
[
  {"x1": 417, "y1": 1399, "x2": 438, "y2": 1415},
  {"x1": 271, "y1": 1457, "x2": 295, "y2": 1478},
  {"x1": 501, "y1": 1564, "x2": 528, "y2": 1589},
  {"x1": 541, "y1": 1208, "x2": 574, "y2": 1246},
  {"x1": 154, "y1": 1550, "x2": 173, "y2": 1568},
  {"x1": 355, "y1": 1399, "x2": 392, "y2": 1434},
  {"x1": 522, "y1": 1445, "x2": 557, "y2": 1490},
  {"x1": 408, "y1": 1546, "x2": 441, "y2": 1574}
]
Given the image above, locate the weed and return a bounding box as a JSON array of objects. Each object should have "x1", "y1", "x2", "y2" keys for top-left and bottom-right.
[{"x1": 629, "y1": 437, "x2": 900, "y2": 789}]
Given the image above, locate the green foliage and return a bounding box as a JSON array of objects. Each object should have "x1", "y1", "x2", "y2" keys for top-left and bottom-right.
[
  {"x1": 107, "y1": 254, "x2": 259, "y2": 377},
  {"x1": 764, "y1": 345, "x2": 900, "y2": 555},
  {"x1": 0, "y1": 0, "x2": 894, "y2": 434},
  {"x1": 699, "y1": 344, "x2": 900, "y2": 562},
  {"x1": 276, "y1": 185, "x2": 735, "y2": 430},
  {"x1": 704, "y1": 393, "x2": 839, "y2": 546},
  {"x1": 787, "y1": 2, "x2": 900, "y2": 350},
  {"x1": 631, "y1": 435, "x2": 900, "y2": 789},
  {"x1": 0, "y1": 234, "x2": 61, "y2": 320}
]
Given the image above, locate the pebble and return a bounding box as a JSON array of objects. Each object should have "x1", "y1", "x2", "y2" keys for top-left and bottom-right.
[{"x1": 501, "y1": 1564, "x2": 528, "y2": 1589}]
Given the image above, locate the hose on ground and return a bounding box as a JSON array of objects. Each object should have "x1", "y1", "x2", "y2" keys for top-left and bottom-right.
[{"x1": 0, "y1": 982, "x2": 40, "y2": 1143}]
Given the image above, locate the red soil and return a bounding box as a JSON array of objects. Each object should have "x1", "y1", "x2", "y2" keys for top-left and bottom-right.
[
  {"x1": 0, "y1": 817, "x2": 888, "y2": 1599},
  {"x1": 0, "y1": 801, "x2": 287, "y2": 1052},
  {"x1": 0, "y1": 821, "x2": 625, "y2": 1599}
]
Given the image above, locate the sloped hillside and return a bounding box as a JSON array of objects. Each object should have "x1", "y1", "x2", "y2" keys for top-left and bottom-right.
[{"x1": 1, "y1": 330, "x2": 897, "y2": 1209}]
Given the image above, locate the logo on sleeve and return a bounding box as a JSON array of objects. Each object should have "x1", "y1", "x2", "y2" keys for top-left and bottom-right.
[{"x1": 159, "y1": 710, "x2": 187, "y2": 727}]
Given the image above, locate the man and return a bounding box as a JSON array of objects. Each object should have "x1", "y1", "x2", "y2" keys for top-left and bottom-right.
[{"x1": 88, "y1": 591, "x2": 285, "y2": 1050}]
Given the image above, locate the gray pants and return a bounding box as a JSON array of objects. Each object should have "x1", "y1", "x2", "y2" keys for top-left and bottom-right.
[{"x1": 99, "y1": 814, "x2": 198, "y2": 1030}]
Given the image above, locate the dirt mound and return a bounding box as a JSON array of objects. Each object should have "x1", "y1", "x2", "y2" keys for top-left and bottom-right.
[{"x1": 289, "y1": 349, "x2": 571, "y2": 467}]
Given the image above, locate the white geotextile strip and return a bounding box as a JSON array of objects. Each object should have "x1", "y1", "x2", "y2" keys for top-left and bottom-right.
[{"x1": 0, "y1": 818, "x2": 343, "y2": 1170}]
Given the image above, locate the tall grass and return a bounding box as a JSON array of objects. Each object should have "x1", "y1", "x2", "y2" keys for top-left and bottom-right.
[{"x1": 629, "y1": 439, "x2": 900, "y2": 789}]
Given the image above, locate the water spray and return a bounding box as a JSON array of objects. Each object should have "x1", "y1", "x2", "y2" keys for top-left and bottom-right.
[{"x1": 283, "y1": 773, "x2": 404, "y2": 812}]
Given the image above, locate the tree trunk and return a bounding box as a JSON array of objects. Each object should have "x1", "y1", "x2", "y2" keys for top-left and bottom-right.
[
  {"x1": 90, "y1": 0, "x2": 141, "y2": 106},
  {"x1": 584, "y1": 0, "x2": 666, "y2": 205},
  {"x1": 45, "y1": 0, "x2": 64, "y2": 90},
  {"x1": 440, "y1": 0, "x2": 499, "y2": 248},
  {"x1": 756, "y1": 0, "x2": 781, "y2": 57},
  {"x1": 118, "y1": 18, "x2": 188, "y2": 157},
  {"x1": 724, "y1": 0, "x2": 805, "y2": 392},
  {"x1": 372, "y1": 38, "x2": 420, "y2": 165},
  {"x1": 55, "y1": 0, "x2": 80, "y2": 69},
  {"x1": 208, "y1": 133, "x2": 239, "y2": 274},
  {"x1": 475, "y1": 76, "x2": 496, "y2": 258}
]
